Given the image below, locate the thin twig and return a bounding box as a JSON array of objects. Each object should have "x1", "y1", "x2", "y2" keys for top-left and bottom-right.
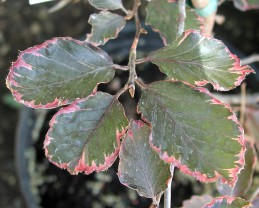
[
  {"x1": 113, "y1": 64, "x2": 129, "y2": 71},
  {"x1": 164, "y1": 165, "x2": 175, "y2": 208},
  {"x1": 249, "y1": 187, "x2": 259, "y2": 202},
  {"x1": 212, "y1": 93, "x2": 259, "y2": 106},
  {"x1": 48, "y1": 0, "x2": 71, "y2": 13},
  {"x1": 125, "y1": 0, "x2": 141, "y2": 20},
  {"x1": 127, "y1": 0, "x2": 142, "y2": 97},
  {"x1": 177, "y1": 0, "x2": 186, "y2": 36},
  {"x1": 241, "y1": 54, "x2": 259, "y2": 65},
  {"x1": 240, "y1": 82, "x2": 246, "y2": 126}
]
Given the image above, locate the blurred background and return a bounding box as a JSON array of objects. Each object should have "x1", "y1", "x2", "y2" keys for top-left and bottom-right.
[{"x1": 0, "y1": 0, "x2": 259, "y2": 208}]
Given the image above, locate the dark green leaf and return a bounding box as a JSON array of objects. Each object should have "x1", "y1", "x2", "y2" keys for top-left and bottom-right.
[
  {"x1": 87, "y1": 11, "x2": 126, "y2": 46},
  {"x1": 147, "y1": 30, "x2": 253, "y2": 91},
  {"x1": 118, "y1": 121, "x2": 171, "y2": 205},
  {"x1": 138, "y1": 81, "x2": 244, "y2": 185},
  {"x1": 146, "y1": 0, "x2": 203, "y2": 45},
  {"x1": 45, "y1": 91, "x2": 128, "y2": 174},
  {"x1": 203, "y1": 196, "x2": 252, "y2": 208},
  {"x1": 89, "y1": 0, "x2": 124, "y2": 10},
  {"x1": 217, "y1": 141, "x2": 257, "y2": 197},
  {"x1": 6, "y1": 37, "x2": 114, "y2": 108}
]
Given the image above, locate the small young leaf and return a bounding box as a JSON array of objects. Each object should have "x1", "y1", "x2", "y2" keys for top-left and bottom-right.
[
  {"x1": 88, "y1": 0, "x2": 124, "y2": 10},
  {"x1": 45, "y1": 91, "x2": 128, "y2": 175},
  {"x1": 233, "y1": 0, "x2": 259, "y2": 11},
  {"x1": 118, "y1": 121, "x2": 171, "y2": 205},
  {"x1": 147, "y1": 30, "x2": 253, "y2": 91},
  {"x1": 217, "y1": 141, "x2": 257, "y2": 197},
  {"x1": 203, "y1": 196, "x2": 252, "y2": 208},
  {"x1": 87, "y1": 11, "x2": 126, "y2": 46},
  {"x1": 181, "y1": 195, "x2": 213, "y2": 208},
  {"x1": 146, "y1": 0, "x2": 203, "y2": 45},
  {"x1": 6, "y1": 37, "x2": 114, "y2": 109},
  {"x1": 138, "y1": 81, "x2": 245, "y2": 185}
]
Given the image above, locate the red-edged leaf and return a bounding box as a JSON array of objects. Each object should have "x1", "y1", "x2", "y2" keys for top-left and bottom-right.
[
  {"x1": 87, "y1": 11, "x2": 126, "y2": 46},
  {"x1": 138, "y1": 81, "x2": 245, "y2": 185},
  {"x1": 233, "y1": 0, "x2": 259, "y2": 11},
  {"x1": 203, "y1": 196, "x2": 252, "y2": 208},
  {"x1": 146, "y1": 0, "x2": 203, "y2": 45},
  {"x1": 44, "y1": 91, "x2": 128, "y2": 175},
  {"x1": 181, "y1": 195, "x2": 213, "y2": 208},
  {"x1": 88, "y1": 0, "x2": 124, "y2": 10},
  {"x1": 217, "y1": 141, "x2": 257, "y2": 197},
  {"x1": 6, "y1": 37, "x2": 114, "y2": 109},
  {"x1": 118, "y1": 121, "x2": 171, "y2": 206},
  {"x1": 146, "y1": 30, "x2": 253, "y2": 91}
]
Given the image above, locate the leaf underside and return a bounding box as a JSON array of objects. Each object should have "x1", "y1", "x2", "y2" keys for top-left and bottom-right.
[
  {"x1": 146, "y1": 0, "x2": 203, "y2": 45},
  {"x1": 138, "y1": 81, "x2": 244, "y2": 184},
  {"x1": 87, "y1": 11, "x2": 126, "y2": 46},
  {"x1": 6, "y1": 37, "x2": 114, "y2": 109},
  {"x1": 181, "y1": 195, "x2": 213, "y2": 208},
  {"x1": 88, "y1": 0, "x2": 124, "y2": 10},
  {"x1": 45, "y1": 91, "x2": 128, "y2": 175},
  {"x1": 118, "y1": 121, "x2": 171, "y2": 205},
  {"x1": 148, "y1": 30, "x2": 253, "y2": 91},
  {"x1": 233, "y1": 0, "x2": 259, "y2": 11},
  {"x1": 203, "y1": 196, "x2": 252, "y2": 208}
]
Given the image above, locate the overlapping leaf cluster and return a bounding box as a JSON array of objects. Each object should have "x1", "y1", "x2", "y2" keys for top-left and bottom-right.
[{"x1": 6, "y1": 0, "x2": 255, "y2": 207}]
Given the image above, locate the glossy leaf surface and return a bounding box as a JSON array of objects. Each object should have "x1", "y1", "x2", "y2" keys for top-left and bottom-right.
[
  {"x1": 6, "y1": 37, "x2": 114, "y2": 109},
  {"x1": 217, "y1": 141, "x2": 257, "y2": 197},
  {"x1": 147, "y1": 30, "x2": 253, "y2": 91},
  {"x1": 118, "y1": 121, "x2": 171, "y2": 205},
  {"x1": 88, "y1": 0, "x2": 124, "y2": 10},
  {"x1": 87, "y1": 11, "x2": 126, "y2": 46},
  {"x1": 138, "y1": 81, "x2": 244, "y2": 185},
  {"x1": 203, "y1": 196, "x2": 252, "y2": 208},
  {"x1": 234, "y1": 0, "x2": 259, "y2": 11},
  {"x1": 45, "y1": 92, "x2": 128, "y2": 175},
  {"x1": 146, "y1": 0, "x2": 203, "y2": 45},
  {"x1": 182, "y1": 195, "x2": 213, "y2": 208}
]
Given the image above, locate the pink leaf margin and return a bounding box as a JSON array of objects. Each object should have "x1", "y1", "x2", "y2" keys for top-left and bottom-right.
[
  {"x1": 44, "y1": 92, "x2": 127, "y2": 175},
  {"x1": 6, "y1": 37, "x2": 112, "y2": 109},
  {"x1": 142, "y1": 82, "x2": 246, "y2": 186},
  {"x1": 202, "y1": 196, "x2": 252, "y2": 208}
]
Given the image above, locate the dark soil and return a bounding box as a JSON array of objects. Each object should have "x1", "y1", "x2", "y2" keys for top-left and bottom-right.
[{"x1": 0, "y1": 1, "x2": 259, "y2": 208}]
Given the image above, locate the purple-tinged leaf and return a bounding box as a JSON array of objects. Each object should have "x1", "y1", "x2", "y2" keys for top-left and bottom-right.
[
  {"x1": 87, "y1": 11, "x2": 126, "y2": 46},
  {"x1": 203, "y1": 196, "x2": 252, "y2": 208},
  {"x1": 233, "y1": 0, "x2": 259, "y2": 11},
  {"x1": 146, "y1": 0, "x2": 203, "y2": 45},
  {"x1": 44, "y1": 91, "x2": 128, "y2": 175},
  {"x1": 245, "y1": 108, "x2": 259, "y2": 150},
  {"x1": 181, "y1": 195, "x2": 213, "y2": 208},
  {"x1": 217, "y1": 141, "x2": 257, "y2": 197},
  {"x1": 118, "y1": 121, "x2": 171, "y2": 206},
  {"x1": 6, "y1": 37, "x2": 114, "y2": 109},
  {"x1": 138, "y1": 81, "x2": 245, "y2": 185},
  {"x1": 88, "y1": 0, "x2": 124, "y2": 10},
  {"x1": 146, "y1": 30, "x2": 253, "y2": 91}
]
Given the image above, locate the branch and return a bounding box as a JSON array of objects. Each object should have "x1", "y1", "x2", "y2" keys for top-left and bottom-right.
[
  {"x1": 212, "y1": 93, "x2": 259, "y2": 106},
  {"x1": 127, "y1": 0, "x2": 142, "y2": 97},
  {"x1": 241, "y1": 54, "x2": 259, "y2": 65},
  {"x1": 164, "y1": 165, "x2": 175, "y2": 208},
  {"x1": 177, "y1": 0, "x2": 186, "y2": 36}
]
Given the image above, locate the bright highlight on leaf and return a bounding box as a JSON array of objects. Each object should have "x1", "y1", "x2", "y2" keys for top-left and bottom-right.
[
  {"x1": 118, "y1": 121, "x2": 171, "y2": 206},
  {"x1": 6, "y1": 37, "x2": 115, "y2": 109},
  {"x1": 146, "y1": 0, "x2": 203, "y2": 45},
  {"x1": 147, "y1": 30, "x2": 253, "y2": 91},
  {"x1": 138, "y1": 81, "x2": 245, "y2": 185},
  {"x1": 87, "y1": 11, "x2": 126, "y2": 46},
  {"x1": 88, "y1": 0, "x2": 124, "y2": 10},
  {"x1": 44, "y1": 92, "x2": 128, "y2": 175},
  {"x1": 203, "y1": 196, "x2": 252, "y2": 208}
]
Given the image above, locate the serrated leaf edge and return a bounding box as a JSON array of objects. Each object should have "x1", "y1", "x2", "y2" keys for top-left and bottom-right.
[
  {"x1": 6, "y1": 37, "x2": 114, "y2": 109},
  {"x1": 44, "y1": 92, "x2": 128, "y2": 175},
  {"x1": 202, "y1": 196, "x2": 252, "y2": 208},
  {"x1": 139, "y1": 81, "x2": 246, "y2": 186}
]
